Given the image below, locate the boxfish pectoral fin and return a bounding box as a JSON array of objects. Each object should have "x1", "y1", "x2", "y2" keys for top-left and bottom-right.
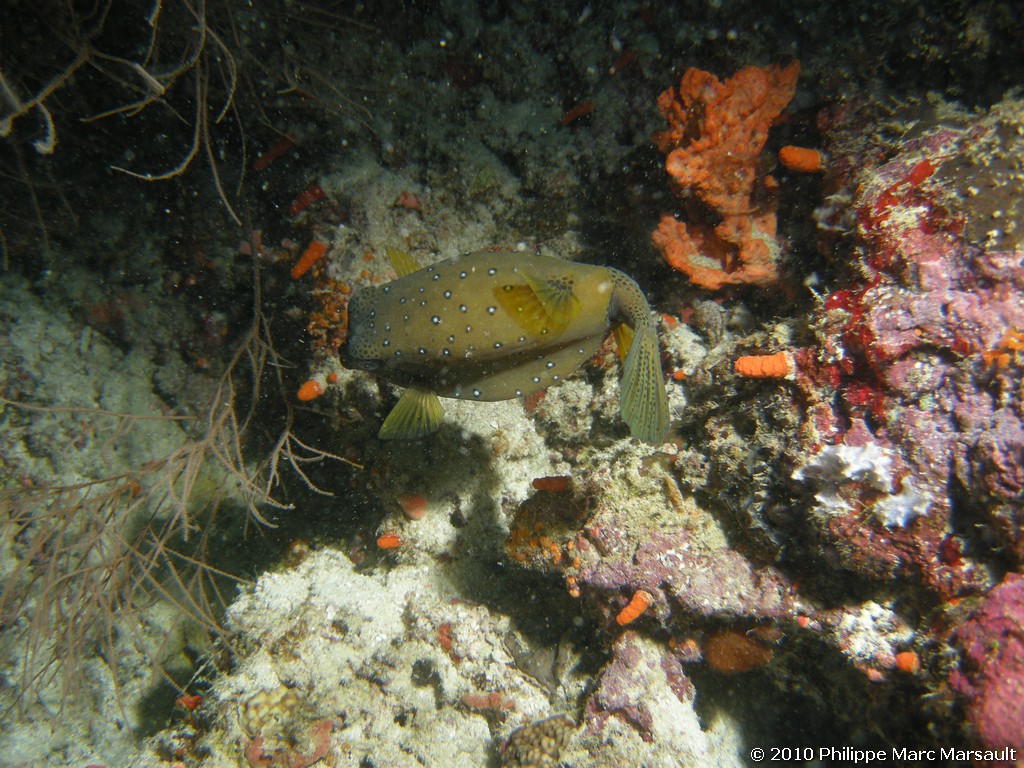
[
  {"x1": 619, "y1": 325, "x2": 669, "y2": 444},
  {"x1": 494, "y1": 271, "x2": 581, "y2": 337},
  {"x1": 378, "y1": 389, "x2": 445, "y2": 439}
]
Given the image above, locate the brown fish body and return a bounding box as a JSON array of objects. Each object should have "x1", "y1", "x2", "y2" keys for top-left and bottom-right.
[{"x1": 342, "y1": 249, "x2": 668, "y2": 442}]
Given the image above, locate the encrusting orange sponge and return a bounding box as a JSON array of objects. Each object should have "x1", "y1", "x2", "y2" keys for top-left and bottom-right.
[{"x1": 778, "y1": 145, "x2": 825, "y2": 173}]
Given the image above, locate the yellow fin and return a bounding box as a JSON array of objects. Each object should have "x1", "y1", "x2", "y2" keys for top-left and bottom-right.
[
  {"x1": 494, "y1": 271, "x2": 581, "y2": 337},
  {"x1": 613, "y1": 323, "x2": 634, "y2": 362},
  {"x1": 385, "y1": 246, "x2": 422, "y2": 278},
  {"x1": 378, "y1": 389, "x2": 444, "y2": 439},
  {"x1": 619, "y1": 326, "x2": 669, "y2": 444}
]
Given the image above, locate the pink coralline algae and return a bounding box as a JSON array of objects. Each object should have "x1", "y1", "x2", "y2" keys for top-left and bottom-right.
[
  {"x1": 578, "y1": 524, "x2": 796, "y2": 625},
  {"x1": 583, "y1": 631, "x2": 693, "y2": 743},
  {"x1": 790, "y1": 98, "x2": 1024, "y2": 592},
  {"x1": 949, "y1": 573, "x2": 1024, "y2": 754}
]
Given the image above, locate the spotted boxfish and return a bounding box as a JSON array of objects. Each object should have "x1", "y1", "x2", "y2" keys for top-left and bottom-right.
[{"x1": 341, "y1": 248, "x2": 669, "y2": 443}]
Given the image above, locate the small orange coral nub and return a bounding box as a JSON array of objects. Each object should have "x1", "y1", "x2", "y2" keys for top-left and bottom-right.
[
  {"x1": 703, "y1": 628, "x2": 775, "y2": 673},
  {"x1": 376, "y1": 533, "x2": 401, "y2": 549},
  {"x1": 778, "y1": 145, "x2": 825, "y2": 173},
  {"x1": 894, "y1": 650, "x2": 921, "y2": 674},
  {"x1": 532, "y1": 475, "x2": 571, "y2": 493},
  {"x1": 560, "y1": 99, "x2": 594, "y2": 126},
  {"x1": 296, "y1": 379, "x2": 325, "y2": 401},
  {"x1": 394, "y1": 191, "x2": 422, "y2": 212},
  {"x1": 616, "y1": 589, "x2": 653, "y2": 626},
  {"x1": 291, "y1": 240, "x2": 328, "y2": 279},
  {"x1": 398, "y1": 494, "x2": 428, "y2": 520},
  {"x1": 288, "y1": 181, "x2": 327, "y2": 217},
  {"x1": 734, "y1": 352, "x2": 792, "y2": 379}
]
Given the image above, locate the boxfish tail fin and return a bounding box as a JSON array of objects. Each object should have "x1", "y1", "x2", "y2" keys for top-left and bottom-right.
[
  {"x1": 619, "y1": 324, "x2": 669, "y2": 443},
  {"x1": 618, "y1": 325, "x2": 667, "y2": 444},
  {"x1": 378, "y1": 389, "x2": 444, "y2": 439},
  {"x1": 606, "y1": 267, "x2": 669, "y2": 443}
]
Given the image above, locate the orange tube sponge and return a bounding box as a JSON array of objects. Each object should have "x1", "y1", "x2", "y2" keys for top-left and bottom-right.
[
  {"x1": 734, "y1": 351, "x2": 793, "y2": 379},
  {"x1": 778, "y1": 145, "x2": 825, "y2": 173},
  {"x1": 291, "y1": 240, "x2": 328, "y2": 280},
  {"x1": 615, "y1": 589, "x2": 653, "y2": 626}
]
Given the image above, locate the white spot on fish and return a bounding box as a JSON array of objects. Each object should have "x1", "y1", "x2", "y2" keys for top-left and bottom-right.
[{"x1": 431, "y1": 316, "x2": 441, "y2": 324}]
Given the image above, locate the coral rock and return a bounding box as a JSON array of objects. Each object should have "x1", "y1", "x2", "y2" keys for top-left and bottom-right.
[{"x1": 950, "y1": 573, "x2": 1024, "y2": 753}]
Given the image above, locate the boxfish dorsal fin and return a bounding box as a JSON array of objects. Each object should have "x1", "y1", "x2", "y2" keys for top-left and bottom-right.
[
  {"x1": 613, "y1": 322, "x2": 634, "y2": 362},
  {"x1": 493, "y1": 271, "x2": 581, "y2": 337},
  {"x1": 379, "y1": 389, "x2": 444, "y2": 439},
  {"x1": 384, "y1": 246, "x2": 422, "y2": 278}
]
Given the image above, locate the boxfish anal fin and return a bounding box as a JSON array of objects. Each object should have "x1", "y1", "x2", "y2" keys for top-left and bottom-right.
[{"x1": 378, "y1": 389, "x2": 444, "y2": 439}]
